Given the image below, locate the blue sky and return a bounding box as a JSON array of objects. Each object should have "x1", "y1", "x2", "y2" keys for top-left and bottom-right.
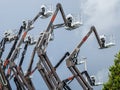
[{"x1": 0, "y1": 0, "x2": 120, "y2": 90}]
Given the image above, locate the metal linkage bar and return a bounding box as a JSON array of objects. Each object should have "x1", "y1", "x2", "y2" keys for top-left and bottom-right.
[
  {"x1": 18, "y1": 35, "x2": 36, "y2": 72},
  {"x1": 35, "y1": 33, "x2": 62, "y2": 89},
  {"x1": 13, "y1": 76, "x2": 24, "y2": 90},
  {"x1": 18, "y1": 36, "x2": 36, "y2": 90},
  {"x1": 53, "y1": 23, "x2": 65, "y2": 29},
  {"x1": 0, "y1": 64, "x2": 12, "y2": 90},
  {"x1": 81, "y1": 71, "x2": 95, "y2": 86},
  {"x1": 0, "y1": 30, "x2": 17, "y2": 59},
  {"x1": 62, "y1": 76, "x2": 75, "y2": 90},
  {"x1": 37, "y1": 50, "x2": 63, "y2": 90},
  {"x1": 16, "y1": 39, "x2": 29, "y2": 76},
  {"x1": 62, "y1": 81, "x2": 71, "y2": 90},
  {"x1": 3, "y1": 25, "x2": 24, "y2": 70},
  {"x1": 0, "y1": 38, "x2": 7, "y2": 59},
  {"x1": 0, "y1": 29, "x2": 20, "y2": 90},
  {"x1": 9, "y1": 61, "x2": 33, "y2": 90},
  {"x1": 20, "y1": 36, "x2": 44, "y2": 90},
  {"x1": 25, "y1": 45, "x2": 70, "y2": 90},
  {"x1": 66, "y1": 60, "x2": 93, "y2": 90},
  {"x1": 54, "y1": 52, "x2": 70, "y2": 69},
  {"x1": 25, "y1": 35, "x2": 42, "y2": 76},
  {"x1": 37, "y1": 60, "x2": 55, "y2": 90},
  {"x1": 45, "y1": 3, "x2": 67, "y2": 32},
  {"x1": 8, "y1": 36, "x2": 36, "y2": 90},
  {"x1": 37, "y1": 51, "x2": 71, "y2": 90}
]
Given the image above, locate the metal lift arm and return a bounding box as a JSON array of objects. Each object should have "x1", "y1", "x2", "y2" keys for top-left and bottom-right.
[
  {"x1": 23, "y1": 36, "x2": 45, "y2": 90},
  {"x1": 45, "y1": 3, "x2": 67, "y2": 32},
  {"x1": 9, "y1": 37, "x2": 36, "y2": 90},
  {"x1": 13, "y1": 77, "x2": 24, "y2": 90},
  {"x1": 0, "y1": 28, "x2": 23, "y2": 90},
  {"x1": 0, "y1": 64, "x2": 12, "y2": 90},
  {"x1": 35, "y1": 3, "x2": 74, "y2": 90},
  {"x1": 37, "y1": 52, "x2": 71, "y2": 90},
  {"x1": 0, "y1": 38, "x2": 8, "y2": 59},
  {"x1": 3, "y1": 25, "x2": 24, "y2": 70},
  {"x1": 81, "y1": 71, "x2": 95, "y2": 86},
  {"x1": 37, "y1": 60, "x2": 55, "y2": 90},
  {"x1": 62, "y1": 76, "x2": 75, "y2": 90},
  {"x1": 0, "y1": 30, "x2": 17, "y2": 59},
  {"x1": 62, "y1": 81, "x2": 71, "y2": 90},
  {"x1": 18, "y1": 35, "x2": 36, "y2": 70},
  {"x1": 53, "y1": 23, "x2": 65, "y2": 29},
  {"x1": 4, "y1": 8, "x2": 44, "y2": 70},
  {"x1": 18, "y1": 37, "x2": 36, "y2": 90},
  {"x1": 66, "y1": 26, "x2": 105, "y2": 90},
  {"x1": 25, "y1": 35, "x2": 42, "y2": 76},
  {"x1": 19, "y1": 41, "x2": 29, "y2": 69},
  {"x1": 54, "y1": 52, "x2": 70, "y2": 69},
  {"x1": 36, "y1": 47, "x2": 71, "y2": 90},
  {"x1": 37, "y1": 3, "x2": 69, "y2": 52},
  {"x1": 66, "y1": 59, "x2": 93, "y2": 90},
  {"x1": 5, "y1": 8, "x2": 44, "y2": 78},
  {"x1": 9, "y1": 61, "x2": 33, "y2": 90},
  {"x1": 37, "y1": 50, "x2": 63, "y2": 90},
  {"x1": 68, "y1": 26, "x2": 104, "y2": 62},
  {"x1": 2, "y1": 9, "x2": 44, "y2": 90}
]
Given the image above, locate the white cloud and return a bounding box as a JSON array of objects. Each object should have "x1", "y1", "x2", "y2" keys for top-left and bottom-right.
[{"x1": 81, "y1": 0, "x2": 120, "y2": 33}]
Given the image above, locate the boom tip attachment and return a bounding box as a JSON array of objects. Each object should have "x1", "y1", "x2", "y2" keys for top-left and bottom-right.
[
  {"x1": 65, "y1": 14, "x2": 82, "y2": 30},
  {"x1": 40, "y1": 4, "x2": 53, "y2": 19}
]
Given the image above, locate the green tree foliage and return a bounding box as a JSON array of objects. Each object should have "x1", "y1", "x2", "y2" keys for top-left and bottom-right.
[{"x1": 102, "y1": 51, "x2": 120, "y2": 90}]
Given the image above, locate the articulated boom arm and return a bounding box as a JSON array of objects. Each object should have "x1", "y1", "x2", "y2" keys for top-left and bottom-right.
[
  {"x1": 46, "y1": 3, "x2": 67, "y2": 31},
  {"x1": 35, "y1": 3, "x2": 73, "y2": 90},
  {"x1": 3, "y1": 9, "x2": 44, "y2": 71},
  {"x1": 0, "y1": 38, "x2": 7, "y2": 59},
  {"x1": 66, "y1": 57, "x2": 93, "y2": 90},
  {"x1": 1, "y1": 8, "x2": 47, "y2": 90},
  {"x1": 25, "y1": 36, "x2": 42, "y2": 76},
  {"x1": 0, "y1": 64, "x2": 12, "y2": 90},
  {"x1": 82, "y1": 26, "x2": 102, "y2": 48},
  {"x1": 66, "y1": 26, "x2": 105, "y2": 90},
  {"x1": 25, "y1": 2, "x2": 69, "y2": 78},
  {"x1": 37, "y1": 51, "x2": 63, "y2": 90},
  {"x1": 68, "y1": 26, "x2": 103, "y2": 61},
  {"x1": 20, "y1": 3, "x2": 70, "y2": 90},
  {"x1": 37, "y1": 3, "x2": 69, "y2": 52}
]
